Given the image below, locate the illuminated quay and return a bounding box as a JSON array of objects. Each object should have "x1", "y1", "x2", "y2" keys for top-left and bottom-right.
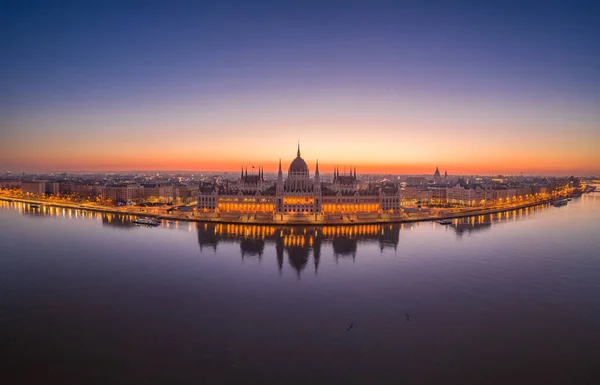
[{"x1": 197, "y1": 144, "x2": 401, "y2": 224}]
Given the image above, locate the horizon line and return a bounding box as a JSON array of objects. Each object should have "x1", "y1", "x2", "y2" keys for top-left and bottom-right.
[{"x1": 3, "y1": 169, "x2": 596, "y2": 178}]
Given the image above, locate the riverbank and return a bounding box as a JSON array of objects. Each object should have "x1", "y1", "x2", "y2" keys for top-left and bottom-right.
[{"x1": 0, "y1": 195, "x2": 570, "y2": 226}]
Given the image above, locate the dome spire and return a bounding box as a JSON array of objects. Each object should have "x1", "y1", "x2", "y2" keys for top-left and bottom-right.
[{"x1": 297, "y1": 141, "x2": 301, "y2": 157}]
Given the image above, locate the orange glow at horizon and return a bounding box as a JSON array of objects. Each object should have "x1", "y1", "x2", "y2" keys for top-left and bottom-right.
[
  {"x1": 5, "y1": 154, "x2": 596, "y2": 176},
  {"x1": 3, "y1": 105, "x2": 599, "y2": 176}
]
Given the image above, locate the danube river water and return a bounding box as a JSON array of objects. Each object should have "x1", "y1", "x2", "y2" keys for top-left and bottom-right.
[{"x1": 1, "y1": 194, "x2": 599, "y2": 384}]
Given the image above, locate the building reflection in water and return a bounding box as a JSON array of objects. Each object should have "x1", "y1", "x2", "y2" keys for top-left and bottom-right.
[
  {"x1": 2, "y1": 199, "x2": 556, "y2": 275},
  {"x1": 3, "y1": 201, "x2": 151, "y2": 230},
  {"x1": 450, "y1": 216, "x2": 493, "y2": 237},
  {"x1": 447, "y1": 204, "x2": 551, "y2": 237},
  {"x1": 196, "y1": 223, "x2": 400, "y2": 276}
]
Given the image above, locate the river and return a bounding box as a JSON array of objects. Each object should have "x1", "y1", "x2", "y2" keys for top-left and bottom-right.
[{"x1": 1, "y1": 194, "x2": 599, "y2": 384}]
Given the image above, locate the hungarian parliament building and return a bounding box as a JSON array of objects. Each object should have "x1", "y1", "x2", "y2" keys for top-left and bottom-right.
[{"x1": 197, "y1": 145, "x2": 401, "y2": 222}]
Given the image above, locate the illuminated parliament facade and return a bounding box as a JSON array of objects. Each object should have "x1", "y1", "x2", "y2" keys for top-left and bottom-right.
[{"x1": 197, "y1": 145, "x2": 401, "y2": 222}]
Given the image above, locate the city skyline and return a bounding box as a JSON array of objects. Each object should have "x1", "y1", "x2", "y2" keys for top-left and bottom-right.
[
  {"x1": 2, "y1": 158, "x2": 598, "y2": 177},
  {"x1": 2, "y1": 1, "x2": 599, "y2": 175}
]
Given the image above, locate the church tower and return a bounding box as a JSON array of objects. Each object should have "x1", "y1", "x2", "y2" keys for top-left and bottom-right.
[{"x1": 434, "y1": 167, "x2": 442, "y2": 184}]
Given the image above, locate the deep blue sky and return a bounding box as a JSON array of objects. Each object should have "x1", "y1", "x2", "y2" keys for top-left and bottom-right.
[{"x1": 1, "y1": 0, "x2": 599, "y2": 174}]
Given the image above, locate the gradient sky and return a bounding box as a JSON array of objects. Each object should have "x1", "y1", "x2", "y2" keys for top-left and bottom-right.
[{"x1": 1, "y1": 0, "x2": 599, "y2": 175}]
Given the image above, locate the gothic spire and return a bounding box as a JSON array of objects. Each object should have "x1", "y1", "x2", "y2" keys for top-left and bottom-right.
[
  {"x1": 297, "y1": 141, "x2": 301, "y2": 157},
  {"x1": 315, "y1": 159, "x2": 319, "y2": 176}
]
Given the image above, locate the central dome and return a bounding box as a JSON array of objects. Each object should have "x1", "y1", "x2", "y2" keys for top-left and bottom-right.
[
  {"x1": 288, "y1": 143, "x2": 309, "y2": 174},
  {"x1": 289, "y1": 156, "x2": 309, "y2": 174}
]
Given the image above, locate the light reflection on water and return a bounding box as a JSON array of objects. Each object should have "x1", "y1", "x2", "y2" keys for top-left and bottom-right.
[{"x1": 1, "y1": 194, "x2": 599, "y2": 384}]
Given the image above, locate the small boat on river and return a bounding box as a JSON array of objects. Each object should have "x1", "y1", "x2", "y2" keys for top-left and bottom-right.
[
  {"x1": 437, "y1": 219, "x2": 453, "y2": 225},
  {"x1": 133, "y1": 217, "x2": 161, "y2": 226},
  {"x1": 552, "y1": 199, "x2": 568, "y2": 207}
]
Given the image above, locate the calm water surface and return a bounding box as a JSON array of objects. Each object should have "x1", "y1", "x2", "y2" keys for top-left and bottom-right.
[{"x1": 1, "y1": 195, "x2": 600, "y2": 384}]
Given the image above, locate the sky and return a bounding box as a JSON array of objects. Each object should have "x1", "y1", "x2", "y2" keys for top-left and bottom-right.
[{"x1": 1, "y1": 0, "x2": 599, "y2": 176}]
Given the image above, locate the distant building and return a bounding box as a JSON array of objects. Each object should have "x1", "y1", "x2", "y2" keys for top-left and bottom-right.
[
  {"x1": 533, "y1": 186, "x2": 549, "y2": 196},
  {"x1": 430, "y1": 187, "x2": 447, "y2": 204},
  {"x1": 59, "y1": 182, "x2": 97, "y2": 197},
  {"x1": 446, "y1": 180, "x2": 494, "y2": 206},
  {"x1": 142, "y1": 184, "x2": 174, "y2": 202},
  {"x1": 21, "y1": 180, "x2": 58, "y2": 196},
  {"x1": 21, "y1": 181, "x2": 46, "y2": 196},
  {"x1": 516, "y1": 187, "x2": 533, "y2": 199},
  {"x1": 100, "y1": 184, "x2": 143, "y2": 203},
  {"x1": 433, "y1": 167, "x2": 442, "y2": 184},
  {"x1": 45, "y1": 182, "x2": 59, "y2": 195},
  {"x1": 0, "y1": 180, "x2": 21, "y2": 189},
  {"x1": 405, "y1": 176, "x2": 427, "y2": 186},
  {"x1": 493, "y1": 188, "x2": 517, "y2": 202},
  {"x1": 401, "y1": 186, "x2": 433, "y2": 205},
  {"x1": 174, "y1": 184, "x2": 199, "y2": 203}
]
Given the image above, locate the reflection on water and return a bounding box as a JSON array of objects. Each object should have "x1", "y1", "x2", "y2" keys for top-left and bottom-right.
[
  {"x1": 2, "y1": 199, "x2": 555, "y2": 243},
  {"x1": 0, "y1": 198, "x2": 591, "y2": 279},
  {"x1": 2, "y1": 199, "x2": 557, "y2": 275},
  {"x1": 448, "y1": 203, "x2": 553, "y2": 236},
  {"x1": 197, "y1": 223, "x2": 400, "y2": 275}
]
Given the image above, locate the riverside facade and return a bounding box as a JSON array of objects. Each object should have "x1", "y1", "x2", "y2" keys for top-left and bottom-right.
[{"x1": 197, "y1": 145, "x2": 401, "y2": 222}]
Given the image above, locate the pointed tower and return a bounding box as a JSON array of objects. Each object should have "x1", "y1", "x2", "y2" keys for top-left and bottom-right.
[
  {"x1": 297, "y1": 141, "x2": 301, "y2": 157},
  {"x1": 245, "y1": 166, "x2": 248, "y2": 177},
  {"x1": 276, "y1": 158, "x2": 283, "y2": 194},
  {"x1": 276, "y1": 158, "x2": 284, "y2": 214},
  {"x1": 277, "y1": 159, "x2": 282, "y2": 179},
  {"x1": 314, "y1": 159, "x2": 322, "y2": 206},
  {"x1": 241, "y1": 166, "x2": 244, "y2": 179}
]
